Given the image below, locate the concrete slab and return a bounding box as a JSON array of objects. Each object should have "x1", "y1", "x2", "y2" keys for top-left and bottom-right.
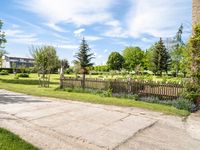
[{"x1": 0, "y1": 89, "x2": 200, "y2": 150}]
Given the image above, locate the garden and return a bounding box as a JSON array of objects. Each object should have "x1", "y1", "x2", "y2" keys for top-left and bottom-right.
[{"x1": 0, "y1": 21, "x2": 200, "y2": 116}]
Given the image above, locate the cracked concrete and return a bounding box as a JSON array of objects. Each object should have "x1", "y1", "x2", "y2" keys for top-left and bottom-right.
[{"x1": 0, "y1": 89, "x2": 200, "y2": 150}]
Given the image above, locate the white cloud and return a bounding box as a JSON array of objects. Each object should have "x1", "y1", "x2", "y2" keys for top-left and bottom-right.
[
  {"x1": 4, "y1": 29, "x2": 38, "y2": 44},
  {"x1": 104, "y1": 27, "x2": 127, "y2": 38},
  {"x1": 73, "y1": 28, "x2": 102, "y2": 41},
  {"x1": 127, "y1": 0, "x2": 191, "y2": 38},
  {"x1": 85, "y1": 35, "x2": 102, "y2": 41},
  {"x1": 103, "y1": 20, "x2": 128, "y2": 38},
  {"x1": 17, "y1": 0, "x2": 115, "y2": 26},
  {"x1": 33, "y1": 42, "x2": 78, "y2": 50},
  {"x1": 45, "y1": 23, "x2": 67, "y2": 32},
  {"x1": 104, "y1": 49, "x2": 108, "y2": 53},
  {"x1": 74, "y1": 28, "x2": 85, "y2": 37}
]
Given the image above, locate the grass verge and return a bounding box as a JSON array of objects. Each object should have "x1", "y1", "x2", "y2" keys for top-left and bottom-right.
[
  {"x1": 0, "y1": 128, "x2": 38, "y2": 150},
  {"x1": 0, "y1": 74, "x2": 190, "y2": 116}
]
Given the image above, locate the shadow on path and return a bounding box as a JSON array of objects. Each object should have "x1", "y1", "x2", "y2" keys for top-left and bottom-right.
[{"x1": 0, "y1": 93, "x2": 51, "y2": 104}]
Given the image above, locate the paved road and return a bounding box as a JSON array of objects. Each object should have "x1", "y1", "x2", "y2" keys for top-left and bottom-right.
[{"x1": 0, "y1": 89, "x2": 200, "y2": 150}]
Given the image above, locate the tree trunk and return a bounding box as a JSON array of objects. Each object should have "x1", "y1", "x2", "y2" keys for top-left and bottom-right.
[{"x1": 82, "y1": 73, "x2": 86, "y2": 89}]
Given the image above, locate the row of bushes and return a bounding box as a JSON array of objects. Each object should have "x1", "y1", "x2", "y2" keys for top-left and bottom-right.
[
  {"x1": 0, "y1": 70, "x2": 9, "y2": 75},
  {"x1": 57, "y1": 87, "x2": 198, "y2": 112},
  {"x1": 0, "y1": 70, "x2": 29, "y2": 78}
]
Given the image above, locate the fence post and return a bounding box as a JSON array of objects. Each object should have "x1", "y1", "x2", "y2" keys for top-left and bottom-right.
[
  {"x1": 128, "y1": 78, "x2": 131, "y2": 93},
  {"x1": 60, "y1": 76, "x2": 64, "y2": 89}
]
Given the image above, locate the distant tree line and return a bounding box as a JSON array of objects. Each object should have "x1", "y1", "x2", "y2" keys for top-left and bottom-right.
[{"x1": 105, "y1": 25, "x2": 191, "y2": 77}]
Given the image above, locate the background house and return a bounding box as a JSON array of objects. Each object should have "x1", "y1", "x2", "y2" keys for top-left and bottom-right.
[{"x1": 1, "y1": 55, "x2": 34, "y2": 69}]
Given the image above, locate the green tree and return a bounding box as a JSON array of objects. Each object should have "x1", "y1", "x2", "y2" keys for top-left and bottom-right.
[
  {"x1": 59, "y1": 59, "x2": 69, "y2": 77},
  {"x1": 180, "y1": 45, "x2": 190, "y2": 77},
  {"x1": 170, "y1": 25, "x2": 184, "y2": 76},
  {"x1": 170, "y1": 46, "x2": 184, "y2": 76},
  {"x1": 122, "y1": 46, "x2": 144, "y2": 70},
  {"x1": 107, "y1": 52, "x2": 124, "y2": 70},
  {"x1": 151, "y1": 38, "x2": 171, "y2": 75},
  {"x1": 0, "y1": 20, "x2": 7, "y2": 68},
  {"x1": 143, "y1": 47, "x2": 154, "y2": 72},
  {"x1": 74, "y1": 38, "x2": 94, "y2": 89},
  {"x1": 31, "y1": 46, "x2": 59, "y2": 87},
  {"x1": 189, "y1": 25, "x2": 200, "y2": 85}
]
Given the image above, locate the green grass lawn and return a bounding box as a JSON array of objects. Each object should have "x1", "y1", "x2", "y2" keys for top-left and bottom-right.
[
  {"x1": 0, "y1": 74, "x2": 190, "y2": 116},
  {"x1": 0, "y1": 128, "x2": 38, "y2": 150}
]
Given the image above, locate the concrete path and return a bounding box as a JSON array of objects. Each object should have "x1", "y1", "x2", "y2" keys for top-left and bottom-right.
[{"x1": 0, "y1": 89, "x2": 200, "y2": 150}]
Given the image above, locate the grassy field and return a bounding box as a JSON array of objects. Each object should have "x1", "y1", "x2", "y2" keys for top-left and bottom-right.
[
  {"x1": 0, "y1": 74, "x2": 189, "y2": 116},
  {"x1": 0, "y1": 128, "x2": 38, "y2": 150},
  {"x1": 65, "y1": 73, "x2": 183, "y2": 83}
]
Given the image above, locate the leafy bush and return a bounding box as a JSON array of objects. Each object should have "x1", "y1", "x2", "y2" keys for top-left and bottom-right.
[
  {"x1": 171, "y1": 98, "x2": 193, "y2": 111},
  {"x1": 0, "y1": 70, "x2": 9, "y2": 75},
  {"x1": 13, "y1": 76, "x2": 19, "y2": 79},
  {"x1": 100, "y1": 89, "x2": 112, "y2": 97},
  {"x1": 182, "y1": 82, "x2": 200, "y2": 103},
  {"x1": 113, "y1": 93, "x2": 139, "y2": 100},
  {"x1": 140, "y1": 97, "x2": 194, "y2": 111},
  {"x1": 65, "y1": 67, "x2": 73, "y2": 74},
  {"x1": 17, "y1": 73, "x2": 29, "y2": 78}
]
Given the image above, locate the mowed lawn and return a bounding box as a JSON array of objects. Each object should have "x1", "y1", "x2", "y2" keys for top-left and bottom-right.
[
  {"x1": 0, "y1": 74, "x2": 190, "y2": 116},
  {"x1": 0, "y1": 128, "x2": 38, "y2": 150}
]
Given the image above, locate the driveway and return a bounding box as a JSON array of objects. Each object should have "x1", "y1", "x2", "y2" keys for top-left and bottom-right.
[{"x1": 0, "y1": 89, "x2": 200, "y2": 150}]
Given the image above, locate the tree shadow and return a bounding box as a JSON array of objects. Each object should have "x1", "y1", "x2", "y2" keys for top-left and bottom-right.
[
  {"x1": 0, "y1": 93, "x2": 51, "y2": 104},
  {"x1": 0, "y1": 78, "x2": 58, "y2": 85}
]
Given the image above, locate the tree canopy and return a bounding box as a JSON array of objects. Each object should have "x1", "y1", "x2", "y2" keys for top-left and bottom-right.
[
  {"x1": 31, "y1": 46, "x2": 59, "y2": 87},
  {"x1": 122, "y1": 46, "x2": 144, "y2": 71},
  {"x1": 107, "y1": 52, "x2": 124, "y2": 70},
  {"x1": 151, "y1": 38, "x2": 171, "y2": 75},
  {"x1": 74, "y1": 38, "x2": 94, "y2": 88},
  {"x1": 74, "y1": 38, "x2": 94, "y2": 73},
  {"x1": 189, "y1": 25, "x2": 200, "y2": 84},
  {"x1": 0, "y1": 20, "x2": 7, "y2": 67}
]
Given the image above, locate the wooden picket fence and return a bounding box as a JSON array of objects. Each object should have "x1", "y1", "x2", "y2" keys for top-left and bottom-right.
[{"x1": 60, "y1": 77, "x2": 184, "y2": 100}]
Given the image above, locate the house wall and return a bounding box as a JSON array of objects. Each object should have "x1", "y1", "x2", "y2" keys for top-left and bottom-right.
[{"x1": 193, "y1": 0, "x2": 200, "y2": 26}]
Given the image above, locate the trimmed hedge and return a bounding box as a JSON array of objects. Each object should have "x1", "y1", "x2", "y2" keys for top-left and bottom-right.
[
  {"x1": 17, "y1": 73, "x2": 29, "y2": 78},
  {"x1": 0, "y1": 70, "x2": 9, "y2": 75},
  {"x1": 0, "y1": 68, "x2": 13, "y2": 73}
]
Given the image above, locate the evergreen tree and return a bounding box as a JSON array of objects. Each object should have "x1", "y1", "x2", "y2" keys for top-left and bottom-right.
[
  {"x1": 74, "y1": 37, "x2": 94, "y2": 89},
  {"x1": 152, "y1": 38, "x2": 171, "y2": 75}
]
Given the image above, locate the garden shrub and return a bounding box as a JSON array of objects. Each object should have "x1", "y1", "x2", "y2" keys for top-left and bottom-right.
[
  {"x1": 171, "y1": 98, "x2": 193, "y2": 111},
  {"x1": 13, "y1": 76, "x2": 19, "y2": 79},
  {"x1": 182, "y1": 82, "x2": 200, "y2": 104},
  {"x1": 100, "y1": 88, "x2": 112, "y2": 97},
  {"x1": 139, "y1": 96, "x2": 194, "y2": 111},
  {"x1": 0, "y1": 70, "x2": 9, "y2": 75},
  {"x1": 17, "y1": 73, "x2": 29, "y2": 78}
]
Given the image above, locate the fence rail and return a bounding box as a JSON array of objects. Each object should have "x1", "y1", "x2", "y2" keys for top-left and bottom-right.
[{"x1": 60, "y1": 77, "x2": 184, "y2": 100}]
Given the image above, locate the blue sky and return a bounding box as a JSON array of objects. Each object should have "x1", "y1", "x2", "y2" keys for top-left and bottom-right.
[{"x1": 0, "y1": 0, "x2": 192, "y2": 65}]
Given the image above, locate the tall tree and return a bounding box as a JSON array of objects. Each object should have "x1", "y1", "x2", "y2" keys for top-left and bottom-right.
[
  {"x1": 74, "y1": 37, "x2": 94, "y2": 89},
  {"x1": 0, "y1": 20, "x2": 7, "y2": 67},
  {"x1": 190, "y1": 25, "x2": 200, "y2": 85},
  {"x1": 143, "y1": 47, "x2": 154, "y2": 71},
  {"x1": 122, "y1": 46, "x2": 144, "y2": 71},
  {"x1": 170, "y1": 25, "x2": 185, "y2": 76},
  {"x1": 31, "y1": 46, "x2": 59, "y2": 87},
  {"x1": 107, "y1": 52, "x2": 124, "y2": 70},
  {"x1": 152, "y1": 38, "x2": 171, "y2": 75},
  {"x1": 59, "y1": 59, "x2": 69, "y2": 77}
]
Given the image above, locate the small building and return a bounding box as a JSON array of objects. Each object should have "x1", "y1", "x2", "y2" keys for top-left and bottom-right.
[{"x1": 1, "y1": 55, "x2": 34, "y2": 68}]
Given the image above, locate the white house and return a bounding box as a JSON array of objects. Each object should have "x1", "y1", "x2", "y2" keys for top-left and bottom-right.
[{"x1": 1, "y1": 55, "x2": 34, "y2": 68}]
